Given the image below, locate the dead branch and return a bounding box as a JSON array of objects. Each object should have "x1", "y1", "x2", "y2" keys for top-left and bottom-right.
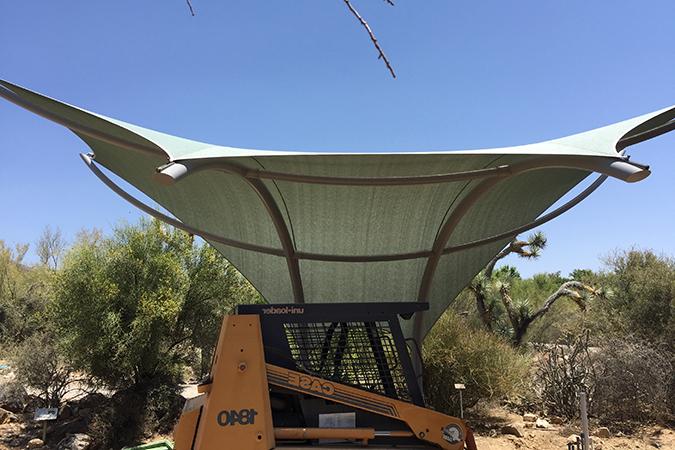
[
  {"x1": 485, "y1": 233, "x2": 547, "y2": 278},
  {"x1": 342, "y1": 0, "x2": 396, "y2": 78},
  {"x1": 186, "y1": 0, "x2": 195, "y2": 16}
]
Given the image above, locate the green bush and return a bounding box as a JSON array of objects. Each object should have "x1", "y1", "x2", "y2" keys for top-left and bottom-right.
[
  {"x1": 423, "y1": 311, "x2": 531, "y2": 415},
  {"x1": 0, "y1": 241, "x2": 52, "y2": 344},
  {"x1": 599, "y1": 250, "x2": 675, "y2": 345},
  {"x1": 53, "y1": 219, "x2": 261, "y2": 390}
]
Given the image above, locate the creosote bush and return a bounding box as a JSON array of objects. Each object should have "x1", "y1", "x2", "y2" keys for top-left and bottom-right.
[
  {"x1": 11, "y1": 331, "x2": 79, "y2": 408},
  {"x1": 593, "y1": 338, "x2": 672, "y2": 427},
  {"x1": 423, "y1": 311, "x2": 531, "y2": 416}
]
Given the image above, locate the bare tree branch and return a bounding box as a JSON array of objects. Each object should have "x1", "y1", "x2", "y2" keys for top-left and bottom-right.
[
  {"x1": 342, "y1": 0, "x2": 396, "y2": 78},
  {"x1": 484, "y1": 232, "x2": 547, "y2": 278},
  {"x1": 37, "y1": 226, "x2": 65, "y2": 270},
  {"x1": 186, "y1": 0, "x2": 195, "y2": 16},
  {"x1": 383, "y1": 0, "x2": 395, "y2": 5}
]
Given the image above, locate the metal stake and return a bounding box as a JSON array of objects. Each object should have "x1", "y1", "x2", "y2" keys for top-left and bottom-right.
[{"x1": 579, "y1": 391, "x2": 590, "y2": 450}]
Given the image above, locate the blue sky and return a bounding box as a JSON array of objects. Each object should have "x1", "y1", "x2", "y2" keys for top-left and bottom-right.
[{"x1": 1, "y1": 1, "x2": 673, "y2": 277}]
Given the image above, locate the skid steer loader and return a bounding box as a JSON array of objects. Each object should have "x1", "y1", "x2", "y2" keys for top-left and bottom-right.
[{"x1": 173, "y1": 303, "x2": 477, "y2": 450}]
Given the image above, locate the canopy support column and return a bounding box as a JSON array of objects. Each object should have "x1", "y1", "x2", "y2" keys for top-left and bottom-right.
[
  {"x1": 412, "y1": 176, "x2": 503, "y2": 372},
  {"x1": 240, "y1": 177, "x2": 305, "y2": 304}
]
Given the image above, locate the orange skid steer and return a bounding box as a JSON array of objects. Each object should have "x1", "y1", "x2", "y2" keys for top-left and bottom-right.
[{"x1": 173, "y1": 303, "x2": 477, "y2": 450}]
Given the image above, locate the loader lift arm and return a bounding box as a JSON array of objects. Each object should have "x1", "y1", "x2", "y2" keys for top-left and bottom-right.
[{"x1": 173, "y1": 304, "x2": 477, "y2": 450}]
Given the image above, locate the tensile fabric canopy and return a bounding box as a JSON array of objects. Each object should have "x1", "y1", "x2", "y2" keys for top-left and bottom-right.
[{"x1": 1, "y1": 80, "x2": 673, "y2": 343}]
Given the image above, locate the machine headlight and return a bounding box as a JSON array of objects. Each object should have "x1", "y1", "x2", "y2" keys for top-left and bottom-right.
[{"x1": 442, "y1": 424, "x2": 463, "y2": 443}]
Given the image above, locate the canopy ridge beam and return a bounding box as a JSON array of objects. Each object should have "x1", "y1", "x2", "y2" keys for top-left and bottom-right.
[
  {"x1": 156, "y1": 155, "x2": 647, "y2": 188},
  {"x1": 155, "y1": 160, "x2": 514, "y2": 187}
]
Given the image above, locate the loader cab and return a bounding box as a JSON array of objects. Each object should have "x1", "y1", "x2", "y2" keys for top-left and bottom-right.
[{"x1": 236, "y1": 302, "x2": 428, "y2": 445}]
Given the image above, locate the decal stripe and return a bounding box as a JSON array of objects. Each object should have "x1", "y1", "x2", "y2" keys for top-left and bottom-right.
[{"x1": 266, "y1": 368, "x2": 399, "y2": 418}]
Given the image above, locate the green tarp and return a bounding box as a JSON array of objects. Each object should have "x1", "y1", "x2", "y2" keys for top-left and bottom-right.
[{"x1": 1, "y1": 80, "x2": 673, "y2": 341}]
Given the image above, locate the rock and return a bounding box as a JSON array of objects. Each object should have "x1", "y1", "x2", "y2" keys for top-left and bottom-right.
[
  {"x1": 501, "y1": 423, "x2": 524, "y2": 438},
  {"x1": 550, "y1": 416, "x2": 564, "y2": 425},
  {"x1": 523, "y1": 413, "x2": 537, "y2": 422},
  {"x1": 595, "y1": 427, "x2": 611, "y2": 438},
  {"x1": 28, "y1": 438, "x2": 44, "y2": 448},
  {"x1": 524, "y1": 422, "x2": 534, "y2": 428},
  {"x1": 647, "y1": 437, "x2": 662, "y2": 448},
  {"x1": 0, "y1": 407, "x2": 17, "y2": 424},
  {"x1": 595, "y1": 444, "x2": 603, "y2": 450},
  {"x1": 567, "y1": 434, "x2": 580, "y2": 444},
  {"x1": 57, "y1": 433, "x2": 91, "y2": 450},
  {"x1": 48, "y1": 418, "x2": 88, "y2": 446},
  {"x1": 59, "y1": 404, "x2": 73, "y2": 420},
  {"x1": 535, "y1": 418, "x2": 551, "y2": 429}
]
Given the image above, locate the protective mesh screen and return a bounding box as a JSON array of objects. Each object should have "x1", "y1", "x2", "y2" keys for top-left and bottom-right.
[{"x1": 283, "y1": 321, "x2": 411, "y2": 402}]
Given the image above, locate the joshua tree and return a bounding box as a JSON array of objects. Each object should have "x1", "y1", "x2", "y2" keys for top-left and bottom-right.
[{"x1": 467, "y1": 232, "x2": 604, "y2": 345}]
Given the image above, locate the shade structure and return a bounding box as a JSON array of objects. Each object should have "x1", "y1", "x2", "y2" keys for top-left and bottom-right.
[{"x1": 1, "y1": 79, "x2": 673, "y2": 343}]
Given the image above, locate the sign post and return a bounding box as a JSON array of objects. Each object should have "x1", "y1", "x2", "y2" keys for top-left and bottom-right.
[
  {"x1": 34, "y1": 408, "x2": 58, "y2": 443},
  {"x1": 454, "y1": 383, "x2": 466, "y2": 419}
]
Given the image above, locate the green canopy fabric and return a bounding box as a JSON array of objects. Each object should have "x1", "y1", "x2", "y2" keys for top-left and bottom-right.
[{"x1": 1, "y1": 79, "x2": 673, "y2": 342}]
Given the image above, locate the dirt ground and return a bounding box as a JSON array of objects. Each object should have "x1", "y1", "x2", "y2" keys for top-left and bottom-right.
[
  {"x1": 470, "y1": 406, "x2": 674, "y2": 450},
  {"x1": 474, "y1": 429, "x2": 674, "y2": 450},
  {"x1": 1, "y1": 418, "x2": 673, "y2": 450},
  {"x1": 2, "y1": 360, "x2": 673, "y2": 450}
]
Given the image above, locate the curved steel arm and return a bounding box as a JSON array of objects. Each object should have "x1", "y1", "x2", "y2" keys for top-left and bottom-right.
[
  {"x1": 238, "y1": 176, "x2": 305, "y2": 304},
  {"x1": 83, "y1": 153, "x2": 305, "y2": 302},
  {"x1": 440, "y1": 174, "x2": 608, "y2": 255},
  {"x1": 80, "y1": 153, "x2": 286, "y2": 257}
]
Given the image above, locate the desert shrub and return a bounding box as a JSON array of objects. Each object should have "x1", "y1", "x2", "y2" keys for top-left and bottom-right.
[
  {"x1": 599, "y1": 250, "x2": 675, "y2": 345},
  {"x1": 53, "y1": 219, "x2": 261, "y2": 390},
  {"x1": 144, "y1": 382, "x2": 184, "y2": 434},
  {"x1": 88, "y1": 382, "x2": 183, "y2": 449},
  {"x1": 11, "y1": 332, "x2": 79, "y2": 408},
  {"x1": 88, "y1": 389, "x2": 146, "y2": 450},
  {"x1": 0, "y1": 381, "x2": 27, "y2": 413},
  {"x1": 423, "y1": 311, "x2": 531, "y2": 416},
  {"x1": 593, "y1": 338, "x2": 672, "y2": 426},
  {"x1": 0, "y1": 241, "x2": 52, "y2": 344},
  {"x1": 535, "y1": 331, "x2": 596, "y2": 420}
]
